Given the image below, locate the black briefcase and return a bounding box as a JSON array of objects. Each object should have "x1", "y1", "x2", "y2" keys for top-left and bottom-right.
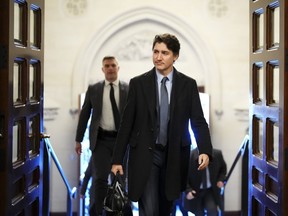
[{"x1": 103, "y1": 173, "x2": 133, "y2": 216}]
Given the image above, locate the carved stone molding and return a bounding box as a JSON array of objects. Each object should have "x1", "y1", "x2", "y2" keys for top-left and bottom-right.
[
  {"x1": 62, "y1": 0, "x2": 88, "y2": 17},
  {"x1": 208, "y1": 0, "x2": 228, "y2": 18}
]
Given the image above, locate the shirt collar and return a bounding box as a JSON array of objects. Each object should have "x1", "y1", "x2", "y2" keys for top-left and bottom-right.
[
  {"x1": 156, "y1": 69, "x2": 173, "y2": 83},
  {"x1": 105, "y1": 79, "x2": 119, "y2": 86}
]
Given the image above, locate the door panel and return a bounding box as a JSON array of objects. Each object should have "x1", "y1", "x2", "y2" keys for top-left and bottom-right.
[
  {"x1": 0, "y1": 0, "x2": 45, "y2": 215},
  {"x1": 249, "y1": 0, "x2": 288, "y2": 215}
]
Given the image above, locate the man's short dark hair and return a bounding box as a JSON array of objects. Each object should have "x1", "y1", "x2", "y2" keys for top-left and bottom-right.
[
  {"x1": 102, "y1": 56, "x2": 118, "y2": 63},
  {"x1": 152, "y1": 33, "x2": 180, "y2": 56}
]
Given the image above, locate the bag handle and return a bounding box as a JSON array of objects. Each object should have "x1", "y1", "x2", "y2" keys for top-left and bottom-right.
[{"x1": 111, "y1": 172, "x2": 126, "y2": 198}]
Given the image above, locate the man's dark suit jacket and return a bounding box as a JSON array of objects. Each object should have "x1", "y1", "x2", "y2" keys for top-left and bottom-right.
[
  {"x1": 112, "y1": 67, "x2": 213, "y2": 202},
  {"x1": 184, "y1": 148, "x2": 227, "y2": 211},
  {"x1": 75, "y1": 80, "x2": 129, "y2": 151}
]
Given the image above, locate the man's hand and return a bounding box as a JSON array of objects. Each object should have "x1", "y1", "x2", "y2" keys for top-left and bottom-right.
[
  {"x1": 198, "y1": 153, "x2": 209, "y2": 170},
  {"x1": 75, "y1": 142, "x2": 82, "y2": 155},
  {"x1": 111, "y1": 164, "x2": 124, "y2": 175},
  {"x1": 217, "y1": 181, "x2": 224, "y2": 188},
  {"x1": 186, "y1": 190, "x2": 196, "y2": 200}
]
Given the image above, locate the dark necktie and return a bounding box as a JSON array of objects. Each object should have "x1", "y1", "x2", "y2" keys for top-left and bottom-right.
[
  {"x1": 202, "y1": 168, "x2": 207, "y2": 189},
  {"x1": 109, "y1": 83, "x2": 120, "y2": 130},
  {"x1": 158, "y1": 77, "x2": 169, "y2": 146}
]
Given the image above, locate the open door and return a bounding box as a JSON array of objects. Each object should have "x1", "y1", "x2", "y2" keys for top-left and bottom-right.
[
  {"x1": 249, "y1": 0, "x2": 288, "y2": 215},
  {"x1": 0, "y1": 0, "x2": 45, "y2": 215}
]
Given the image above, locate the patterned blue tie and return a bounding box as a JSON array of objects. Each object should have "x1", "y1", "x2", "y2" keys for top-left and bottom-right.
[{"x1": 158, "y1": 77, "x2": 169, "y2": 146}]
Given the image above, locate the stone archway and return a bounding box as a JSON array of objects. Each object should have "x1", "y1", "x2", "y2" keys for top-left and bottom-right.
[{"x1": 71, "y1": 7, "x2": 222, "y2": 116}]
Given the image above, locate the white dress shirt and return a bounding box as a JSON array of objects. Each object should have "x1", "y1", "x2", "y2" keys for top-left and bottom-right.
[{"x1": 99, "y1": 79, "x2": 120, "y2": 131}]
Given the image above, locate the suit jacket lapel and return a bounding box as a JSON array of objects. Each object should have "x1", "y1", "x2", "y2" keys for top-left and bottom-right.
[
  {"x1": 170, "y1": 69, "x2": 181, "y2": 119},
  {"x1": 94, "y1": 81, "x2": 104, "y2": 114},
  {"x1": 119, "y1": 81, "x2": 127, "y2": 113},
  {"x1": 142, "y1": 69, "x2": 157, "y2": 123}
]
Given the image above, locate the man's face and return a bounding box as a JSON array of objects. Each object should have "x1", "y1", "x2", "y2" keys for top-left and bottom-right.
[
  {"x1": 102, "y1": 59, "x2": 119, "y2": 82},
  {"x1": 152, "y1": 42, "x2": 178, "y2": 76}
]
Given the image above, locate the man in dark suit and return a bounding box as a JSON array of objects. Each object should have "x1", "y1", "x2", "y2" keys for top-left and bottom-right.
[
  {"x1": 111, "y1": 33, "x2": 213, "y2": 215},
  {"x1": 75, "y1": 56, "x2": 129, "y2": 215},
  {"x1": 184, "y1": 148, "x2": 227, "y2": 216}
]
